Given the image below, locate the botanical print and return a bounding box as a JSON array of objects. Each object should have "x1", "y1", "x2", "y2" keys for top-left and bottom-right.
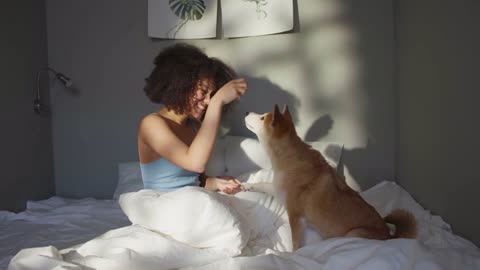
[
  {"x1": 148, "y1": 0, "x2": 217, "y2": 39},
  {"x1": 243, "y1": 0, "x2": 268, "y2": 19},
  {"x1": 222, "y1": 0, "x2": 293, "y2": 38},
  {"x1": 167, "y1": 0, "x2": 206, "y2": 38}
]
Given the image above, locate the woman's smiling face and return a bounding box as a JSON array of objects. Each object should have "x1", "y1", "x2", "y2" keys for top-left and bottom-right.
[{"x1": 190, "y1": 78, "x2": 214, "y2": 119}]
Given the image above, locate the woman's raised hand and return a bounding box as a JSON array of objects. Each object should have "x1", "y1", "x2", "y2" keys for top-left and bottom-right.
[{"x1": 213, "y1": 78, "x2": 248, "y2": 106}]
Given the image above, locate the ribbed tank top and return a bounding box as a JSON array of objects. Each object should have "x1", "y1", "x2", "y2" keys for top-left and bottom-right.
[{"x1": 140, "y1": 158, "x2": 199, "y2": 191}]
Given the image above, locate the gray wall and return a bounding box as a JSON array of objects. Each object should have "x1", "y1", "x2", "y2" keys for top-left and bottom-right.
[
  {"x1": 395, "y1": 1, "x2": 480, "y2": 245},
  {"x1": 46, "y1": 0, "x2": 395, "y2": 199},
  {"x1": 0, "y1": 1, "x2": 54, "y2": 211}
]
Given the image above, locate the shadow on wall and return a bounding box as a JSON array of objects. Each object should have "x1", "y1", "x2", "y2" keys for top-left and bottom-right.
[
  {"x1": 304, "y1": 115, "x2": 334, "y2": 141},
  {"x1": 337, "y1": 141, "x2": 380, "y2": 191},
  {"x1": 294, "y1": 0, "x2": 392, "y2": 191},
  {"x1": 223, "y1": 0, "x2": 392, "y2": 192},
  {"x1": 222, "y1": 75, "x2": 342, "y2": 177},
  {"x1": 338, "y1": 1, "x2": 394, "y2": 191},
  {"x1": 221, "y1": 75, "x2": 300, "y2": 137},
  {"x1": 308, "y1": 117, "x2": 380, "y2": 191},
  {"x1": 302, "y1": 114, "x2": 347, "y2": 172},
  {"x1": 303, "y1": 114, "x2": 350, "y2": 172}
]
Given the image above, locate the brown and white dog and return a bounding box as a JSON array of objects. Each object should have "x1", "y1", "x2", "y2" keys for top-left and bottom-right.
[{"x1": 244, "y1": 104, "x2": 417, "y2": 251}]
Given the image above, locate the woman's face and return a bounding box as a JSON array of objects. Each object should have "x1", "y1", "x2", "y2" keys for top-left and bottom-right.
[{"x1": 190, "y1": 78, "x2": 214, "y2": 119}]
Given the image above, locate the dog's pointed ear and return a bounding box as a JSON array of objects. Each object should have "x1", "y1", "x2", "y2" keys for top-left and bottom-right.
[
  {"x1": 282, "y1": 105, "x2": 292, "y2": 123},
  {"x1": 272, "y1": 104, "x2": 281, "y2": 126}
]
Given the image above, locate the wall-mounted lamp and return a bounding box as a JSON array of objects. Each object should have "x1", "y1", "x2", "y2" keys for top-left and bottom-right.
[{"x1": 34, "y1": 67, "x2": 73, "y2": 114}]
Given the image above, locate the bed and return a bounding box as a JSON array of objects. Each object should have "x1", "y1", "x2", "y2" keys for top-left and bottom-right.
[{"x1": 2, "y1": 136, "x2": 480, "y2": 270}]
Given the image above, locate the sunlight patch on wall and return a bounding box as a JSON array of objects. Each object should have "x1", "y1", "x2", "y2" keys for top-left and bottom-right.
[
  {"x1": 201, "y1": 36, "x2": 298, "y2": 73},
  {"x1": 248, "y1": 55, "x2": 305, "y2": 90},
  {"x1": 301, "y1": 21, "x2": 367, "y2": 148},
  {"x1": 304, "y1": 24, "x2": 360, "y2": 98},
  {"x1": 199, "y1": 3, "x2": 368, "y2": 150},
  {"x1": 197, "y1": 1, "x2": 369, "y2": 190}
]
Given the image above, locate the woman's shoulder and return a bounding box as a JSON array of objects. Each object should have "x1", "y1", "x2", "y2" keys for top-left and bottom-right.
[
  {"x1": 142, "y1": 112, "x2": 163, "y2": 121},
  {"x1": 139, "y1": 113, "x2": 169, "y2": 134}
]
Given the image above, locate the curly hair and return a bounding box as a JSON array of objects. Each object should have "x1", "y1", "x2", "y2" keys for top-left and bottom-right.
[{"x1": 144, "y1": 43, "x2": 237, "y2": 114}]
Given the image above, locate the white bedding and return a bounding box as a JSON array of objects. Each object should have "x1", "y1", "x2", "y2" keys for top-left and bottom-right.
[
  {"x1": 6, "y1": 179, "x2": 480, "y2": 270},
  {"x1": 0, "y1": 197, "x2": 130, "y2": 269}
]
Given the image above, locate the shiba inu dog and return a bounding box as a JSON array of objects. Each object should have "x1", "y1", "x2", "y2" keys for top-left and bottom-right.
[{"x1": 244, "y1": 104, "x2": 417, "y2": 251}]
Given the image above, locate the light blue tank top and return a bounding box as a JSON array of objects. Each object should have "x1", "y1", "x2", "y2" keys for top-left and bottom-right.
[{"x1": 140, "y1": 158, "x2": 199, "y2": 191}]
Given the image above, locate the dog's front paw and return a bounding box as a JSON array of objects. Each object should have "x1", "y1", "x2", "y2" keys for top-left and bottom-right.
[{"x1": 241, "y1": 183, "x2": 254, "y2": 192}]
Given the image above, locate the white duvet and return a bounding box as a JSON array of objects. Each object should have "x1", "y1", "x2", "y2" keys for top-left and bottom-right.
[{"x1": 7, "y1": 177, "x2": 480, "y2": 270}]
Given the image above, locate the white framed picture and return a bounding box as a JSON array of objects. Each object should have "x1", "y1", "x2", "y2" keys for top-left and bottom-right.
[
  {"x1": 222, "y1": 0, "x2": 294, "y2": 38},
  {"x1": 148, "y1": 0, "x2": 218, "y2": 39}
]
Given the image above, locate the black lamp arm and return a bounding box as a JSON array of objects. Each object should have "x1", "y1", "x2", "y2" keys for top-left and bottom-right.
[{"x1": 34, "y1": 67, "x2": 72, "y2": 114}]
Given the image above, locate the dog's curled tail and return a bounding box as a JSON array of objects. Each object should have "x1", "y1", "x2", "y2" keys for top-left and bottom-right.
[{"x1": 384, "y1": 209, "x2": 417, "y2": 239}]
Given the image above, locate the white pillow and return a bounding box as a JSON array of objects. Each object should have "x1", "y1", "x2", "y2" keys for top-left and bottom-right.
[
  {"x1": 118, "y1": 187, "x2": 249, "y2": 256},
  {"x1": 113, "y1": 162, "x2": 144, "y2": 200},
  {"x1": 224, "y1": 136, "x2": 343, "y2": 177}
]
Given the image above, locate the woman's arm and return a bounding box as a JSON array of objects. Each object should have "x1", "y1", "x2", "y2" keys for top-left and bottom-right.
[
  {"x1": 138, "y1": 99, "x2": 222, "y2": 173},
  {"x1": 187, "y1": 78, "x2": 247, "y2": 171},
  {"x1": 139, "y1": 79, "x2": 247, "y2": 173}
]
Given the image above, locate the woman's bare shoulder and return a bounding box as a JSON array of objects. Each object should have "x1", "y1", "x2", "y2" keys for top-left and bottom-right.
[
  {"x1": 139, "y1": 114, "x2": 170, "y2": 136},
  {"x1": 138, "y1": 114, "x2": 171, "y2": 162},
  {"x1": 141, "y1": 113, "x2": 164, "y2": 123}
]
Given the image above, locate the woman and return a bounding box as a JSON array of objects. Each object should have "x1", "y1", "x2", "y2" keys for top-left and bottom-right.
[{"x1": 138, "y1": 43, "x2": 247, "y2": 194}]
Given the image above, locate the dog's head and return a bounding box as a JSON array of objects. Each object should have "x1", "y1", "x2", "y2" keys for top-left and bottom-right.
[{"x1": 245, "y1": 104, "x2": 295, "y2": 141}]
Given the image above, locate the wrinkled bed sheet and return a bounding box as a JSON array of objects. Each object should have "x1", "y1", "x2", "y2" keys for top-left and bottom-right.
[
  {"x1": 5, "y1": 180, "x2": 480, "y2": 270},
  {"x1": 0, "y1": 197, "x2": 130, "y2": 269}
]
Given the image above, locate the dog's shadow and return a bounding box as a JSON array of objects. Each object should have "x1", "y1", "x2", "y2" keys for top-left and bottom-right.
[
  {"x1": 338, "y1": 140, "x2": 380, "y2": 191},
  {"x1": 304, "y1": 115, "x2": 334, "y2": 142},
  {"x1": 222, "y1": 75, "x2": 375, "y2": 190},
  {"x1": 298, "y1": 115, "x2": 376, "y2": 190},
  {"x1": 302, "y1": 114, "x2": 344, "y2": 169}
]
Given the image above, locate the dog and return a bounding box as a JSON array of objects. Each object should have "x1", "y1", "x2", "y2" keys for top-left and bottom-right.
[{"x1": 244, "y1": 104, "x2": 417, "y2": 251}]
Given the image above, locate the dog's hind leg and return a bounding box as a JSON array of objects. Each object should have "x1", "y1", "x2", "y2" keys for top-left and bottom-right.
[{"x1": 288, "y1": 212, "x2": 306, "y2": 251}]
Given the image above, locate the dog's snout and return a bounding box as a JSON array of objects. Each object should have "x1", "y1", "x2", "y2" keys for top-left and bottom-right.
[{"x1": 246, "y1": 112, "x2": 250, "y2": 116}]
